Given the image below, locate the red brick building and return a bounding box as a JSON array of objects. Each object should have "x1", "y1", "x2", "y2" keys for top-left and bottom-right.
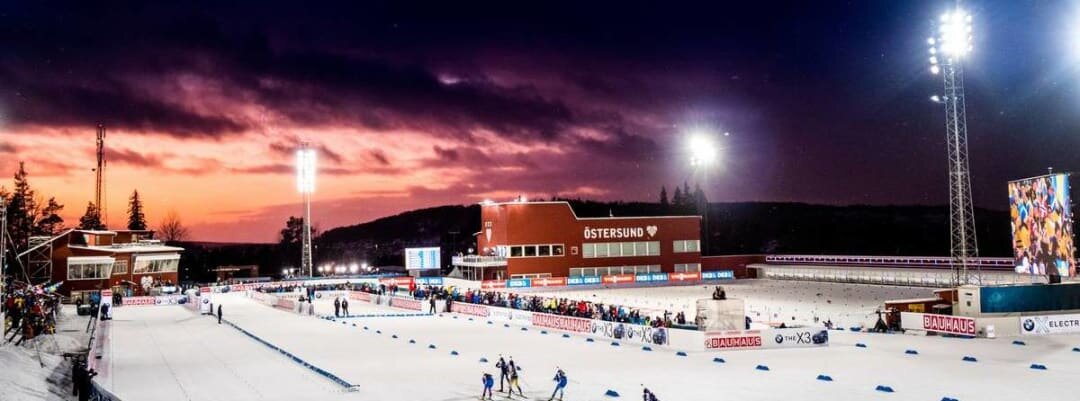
[
  {"x1": 453, "y1": 201, "x2": 702, "y2": 280},
  {"x1": 23, "y1": 229, "x2": 183, "y2": 299}
]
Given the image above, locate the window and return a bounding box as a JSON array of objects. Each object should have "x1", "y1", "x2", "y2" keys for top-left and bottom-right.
[
  {"x1": 112, "y1": 259, "x2": 128, "y2": 275},
  {"x1": 582, "y1": 241, "x2": 659, "y2": 258},
  {"x1": 674, "y1": 263, "x2": 702, "y2": 273},
  {"x1": 552, "y1": 245, "x2": 564, "y2": 256},
  {"x1": 510, "y1": 246, "x2": 523, "y2": 257},
  {"x1": 133, "y1": 255, "x2": 180, "y2": 274},
  {"x1": 67, "y1": 257, "x2": 114, "y2": 281},
  {"x1": 538, "y1": 245, "x2": 551, "y2": 256},
  {"x1": 673, "y1": 240, "x2": 701, "y2": 253},
  {"x1": 507, "y1": 244, "x2": 564, "y2": 258},
  {"x1": 524, "y1": 246, "x2": 537, "y2": 257}
]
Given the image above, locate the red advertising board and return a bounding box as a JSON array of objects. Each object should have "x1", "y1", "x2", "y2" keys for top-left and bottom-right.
[
  {"x1": 669, "y1": 272, "x2": 701, "y2": 282},
  {"x1": 921, "y1": 314, "x2": 976, "y2": 336},
  {"x1": 704, "y1": 334, "x2": 764, "y2": 350},
  {"x1": 379, "y1": 277, "x2": 414, "y2": 287},
  {"x1": 389, "y1": 297, "x2": 423, "y2": 311},
  {"x1": 481, "y1": 280, "x2": 506, "y2": 290},
  {"x1": 200, "y1": 287, "x2": 211, "y2": 293},
  {"x1": 531, "y1": 277, "x2": 567, "y2": 287},
  {"x1": 348, "y1": 291, "x2": 373, "y2": 303},
  {"x1": 451, "y1": 303, "x2": 490, "y2": 317},
  {"x1": 532, "y1": 313, "x2": 592, "y2": 333},
  {"x1": 602, "y1": 274, "x2": 635, "y2": 285}
]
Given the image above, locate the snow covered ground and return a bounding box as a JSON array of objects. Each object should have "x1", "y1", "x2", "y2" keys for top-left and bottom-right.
[
  {"x1": 96, "y1": 292, "x2": 1080, "y2": 401},
  {"x1": 524, "y1": 280, "x2": 937, "y2": 328},
  {"x1": 1, "y1": 305, "x2": 90, "y2": 401}
]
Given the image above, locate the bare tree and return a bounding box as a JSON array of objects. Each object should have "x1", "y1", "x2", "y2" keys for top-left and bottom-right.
[{"x1": 158, "y1": 211, "x2": 190, "y2": 243}]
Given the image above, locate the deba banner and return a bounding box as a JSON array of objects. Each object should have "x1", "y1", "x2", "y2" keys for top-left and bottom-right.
[
  {"x1": 1020, "y1": 313, "x2": 1080, "y2": 336},
  {"x1": 704, "y1": 328, "x2": 829, "y2": 350},
  {"x1": 900, "y1": 312, "x2": 976, "y2": 336}
]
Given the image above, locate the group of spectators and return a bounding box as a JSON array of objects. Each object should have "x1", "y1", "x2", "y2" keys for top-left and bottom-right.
[{"x1": 3, "y1": 283, "x2": 62, "y2": 346}]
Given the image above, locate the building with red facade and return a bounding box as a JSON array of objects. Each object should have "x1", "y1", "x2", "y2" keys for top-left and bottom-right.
[
  {"x1": 18, "y1": 229, "x2": 183, "y2": 299},
  {"x1": 452, "y1": 201, "x2": 702, "y2": 280}
]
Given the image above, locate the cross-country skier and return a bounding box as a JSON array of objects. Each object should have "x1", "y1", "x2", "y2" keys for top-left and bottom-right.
[
  {"x1": 549, "y1": 367, "x2": 567, "y2": 401},
  {"x1": 509, "y1": 361, "x2": 524, "y2": 397},
  {"x1": 481, "y1": 372, "x2": 495, "y2": 400},
  {"x1": 642, "y1": 386, "x2": 659, "y2": 401},
  {"x1": 496, "y1": 355, "x2": 509, "y2": 392}
]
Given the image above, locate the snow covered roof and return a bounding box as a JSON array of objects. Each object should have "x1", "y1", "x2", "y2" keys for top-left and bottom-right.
[
  {"x1": 77, "y1": 230, "x2": 118, "y2": 235},
  {"x1": 68, "y1": 244, "x2": 184, "y2": 254}
]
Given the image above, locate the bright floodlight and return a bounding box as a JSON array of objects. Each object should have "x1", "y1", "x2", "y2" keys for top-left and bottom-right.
[
  {"x1": 296, "y1": 147, "x2": 317, "y2": 193},
  {"x1": 349, "y1": 263, "x2": 359, "y2": 274},
  {"x1": 688, "y1": 134, "x2": 718, "y2": 167},
  {"x1": 936, "y1": 10, "x2": 973, "y2": 58}
]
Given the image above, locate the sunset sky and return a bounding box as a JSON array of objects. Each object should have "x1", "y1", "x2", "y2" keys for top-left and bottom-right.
[{"x1": 2, "y1": 1, "x2": 1079, "y2": 243}]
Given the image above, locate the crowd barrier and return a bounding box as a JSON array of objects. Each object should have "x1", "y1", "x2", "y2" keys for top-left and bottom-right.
[{"x1": 114, "y1": 295, "x2": 185, "y2": 307}]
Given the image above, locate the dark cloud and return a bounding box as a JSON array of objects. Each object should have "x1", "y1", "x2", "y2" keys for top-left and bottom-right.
[
  {"x1": 104, "y1": 148, "x2": 164, "y2": 168},
  {"x1": 0, "y1": 142, "x2": 15, "y2": 153},
  {"x1": 367, "y1": 150, "x2": 390, "y2": 166},
  {"x1": 268, "y1": 139, "x2": 344, "y2": 164}
]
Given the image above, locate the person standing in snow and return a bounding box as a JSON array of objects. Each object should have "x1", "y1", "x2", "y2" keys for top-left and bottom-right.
[
  {"x1": 481, "y1": 372, "x2": 495, "y2": 400},
  {"x1": 496, "y1": 355, "x2": 509, "y2": 392},
  {"x1": 342, "y1": 298, "x2": 349, "y2": 316},
  {"x1": 217, "y1": 304, "x2": 222, "y2": 324},
  {"x1": 333, "y1": 297, "x2": 341, "y2": 317},
  {"x1": 642, "y1": 386, "x2": 659, "y2": 401},
  {"x1": 549, "y1": 367, "x2": 567, "y2": 401},
  {"x1": 509, "y1": 361, "x2": 524, "y2": 397},
  {"x1": 429, "y1": 296, "x2": 437, "y2": 313}
]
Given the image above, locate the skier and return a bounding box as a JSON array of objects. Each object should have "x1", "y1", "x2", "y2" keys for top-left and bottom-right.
[
  {"x1": 334, "y1": 297, "x2": 341, "y2": 317},
  {"x1": 548, "y1": 367, "x2": 567, "y2": 401},
  {"x1": 342, "y1": 298, "x2": 350, "y2": 316},
  {"x1": 496, "y1": 355, "x2": 510, "y2": 392},
  {"x1": 642, "y1": 386, "x2": 659, "y2": 401},
  {"x1": 481, "y1": 372, "x2": 495, "y2": 400},
  {"x1": 509, "y1": 361, "x2": 524, "y2": 397},
  {"x1": 217, "y1": 304, "x2": 223, "y2": 324}
]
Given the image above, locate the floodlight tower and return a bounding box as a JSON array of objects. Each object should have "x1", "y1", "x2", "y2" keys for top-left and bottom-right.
[
  {"x1": 296, "y1": 143, "x2": 317, "y2": 277},
  {"x1": 928, "y1": 7, "x2": 981, "y2": 286}
]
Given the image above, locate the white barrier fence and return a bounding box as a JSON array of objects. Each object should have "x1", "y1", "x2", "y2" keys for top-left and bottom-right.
[{"x1": 1019, "y1": 313, "x2": 1080, "y2": 336}]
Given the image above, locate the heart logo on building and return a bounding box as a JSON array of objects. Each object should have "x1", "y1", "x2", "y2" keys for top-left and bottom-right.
[{"x1": 646, "y1": 225, "x2": 658, "y2": 237}]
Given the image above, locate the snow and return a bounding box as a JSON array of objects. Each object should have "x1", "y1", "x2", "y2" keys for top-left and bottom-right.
[
  {"x1": 0, "y1": 306, "x2": 90, "y2": 401},
  {"x1": 523, "y1": 280, "x2": 938, "y2": 327},
  {"x1": 92, "y1": 288, "x2": 1080, "y2": 401}
]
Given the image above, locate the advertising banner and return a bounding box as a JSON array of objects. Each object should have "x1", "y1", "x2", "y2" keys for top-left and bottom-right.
[
  {"x1": 532, "y1": 313, "x2": 592, "y2": 333},
  {"x1": 591, "y1": 320, "x2": 668, "y2": 345},
  {"x1": 702, "y1": 270, "x2": 735, "y2": 280},
  {"x1": 567, "y1": 276, "x2": 601, "y2": 286},
  {"x1": 669, "y1": 272, "x2": 701, "y2": 282},
  {"x1": 416, "y1": 277, "x2": 445, "y2": 286},
  {"x1": 531, "y1": 277, "x2": 567, "y2": 287},
  {"x1": 451, "y1": 303, "x2": 491, "y2": 317},
  {"x1": 379, "y1": 277, "x2": 415, "y2": 287},
  {"x1": 275, "y1": 297, "x2": 297, "y2": 311},
  {"x1": 900, "y1": 312, "x2": 976, "y2": 336},
  {"x1": 481, "y1": 280, "x2": 506, "y2": 290},
  {"x1": 199, "y1": 294, "x2": 213, "y2": 314},
  {"x1": 120, "y1": 296, "x2": 183, "y2": 306},
  {"x1": 314, "y1": 290, "x2": 348, "y2": 299},
  {"x1": 348, "y1": 291, "x2": 373, "y2": 303},
  {"x1": 634, "y1": 273, "x2": 669, "y2": 283},
  {"x1": 507, "y1": 279, "x2": 532, "y2": 288},
  {"x1": 389, "y1": 297, "x2": 423, "y2": 311},
  {"x1": 1020, "y1": 313, "x2": 1080, "y2": 336},
  {"x1": 704, "y1": 328, "x2": 829, "y2": 350},
  {"x1": 602, "y1": 274, "x2": 635, "y2": 285}
]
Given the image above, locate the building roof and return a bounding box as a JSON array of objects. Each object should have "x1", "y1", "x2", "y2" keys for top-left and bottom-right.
[
  {"x1": 76, "y1": 230, "x2": 118, "y2": 235},
  {"x1": 480, "y1": 201, "x2": 701, "y2": 220},
  {"x1": 68, "y1": 244, "x2": 184, "y2": 254}
]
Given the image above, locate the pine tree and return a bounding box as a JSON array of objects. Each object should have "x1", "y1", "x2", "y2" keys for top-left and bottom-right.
[
  {"x1": 6, "y1": 162, "x2": 38, "y2": 249},
  {"x1": 693, "y1": 183, "x2": 708, "y2": 214},
  {"x1": 659, "y1": 186, "x2": 669, "y2": 207},
  {"x1": 127, "y1": 189, "x2": 147, "y2": 230},
  {"x1": 78, "y1": 202, "x2": 106, "y2": 230},
  {"x1": 682, "y1": 181, "x2": 692, "y2": 205},
  {"x1": 34, "y1": 197, "x2": 65, "y2": 236},
  {"x1": 672, "y1": 186, "x2": 684, "y2": 206}
]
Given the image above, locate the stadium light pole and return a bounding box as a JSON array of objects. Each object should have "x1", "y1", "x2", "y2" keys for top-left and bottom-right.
[
  {"x1": 928, "y1": 7, "x2": 981, "y2": 286},
  {"x1": 296, "y1": 143, "x2": 317, "y2": 278},
  {"x1": 686, "y1": 132, "x2": 721, "y2": 256}
]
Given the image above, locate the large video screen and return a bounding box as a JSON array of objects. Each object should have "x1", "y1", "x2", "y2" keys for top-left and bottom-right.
[
  {"x1": 1009, "y1": 174, "x2": 1075, "y2": 277},
  {"x1": 405, "y1": 247, "x2": 441, "y2": 270}
]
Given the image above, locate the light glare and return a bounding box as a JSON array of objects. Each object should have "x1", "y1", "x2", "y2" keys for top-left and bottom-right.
[
  {"x1": 688, "y1": 134, "x2": 718, "y2": 167},
  {"x1": 296, "y1": 147, "x2": 317, "y2": 193}
]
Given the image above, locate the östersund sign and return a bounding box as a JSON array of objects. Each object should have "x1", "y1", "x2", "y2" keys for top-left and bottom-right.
[{"x1": 583, "y1": 225, "x2": 658, "y2": 240}]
